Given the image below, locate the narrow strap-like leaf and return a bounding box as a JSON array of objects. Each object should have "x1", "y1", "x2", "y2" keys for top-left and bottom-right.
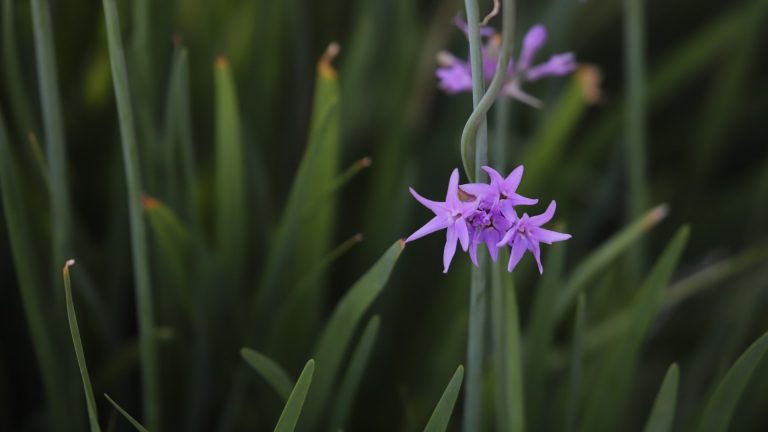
[
  {"x1": 104, "y1": 394, "x2": 149, "y2": 432},
  {"x1": 274, "y1": 359, "x2": 315, "y2": 432},
  {"x1": 642, "y1": 363, "x2": 679, "y2": 432},
  {"x1": 241, "y1": 348, "x2": 294, "y2": 401},
  {"x1": 695, "y1": 331, "x2": 768, "y2": 432},
  {"x1": 63, "y1": 261, "x2": 101, "y2": 432},
  {"x1": 424, "y1": 365, "x2": 465, "y2": 432}
]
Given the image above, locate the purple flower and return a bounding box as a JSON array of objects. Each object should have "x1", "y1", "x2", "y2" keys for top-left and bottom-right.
[
  {"x1": 406, "y1": 166, "x2": 570, "y2": 274},
  {"x1": 461, "y1": 165, "x2": 538, "y2": 215},
  {"x1": 436, "y1": 19, "x2": 577, "y2": 107},
  {"x1": 497, "y1": 201, "x2": 571, "y2": 274},
  {"x1": 406, "y1": 169, "x2": 477, "y2": 273}
]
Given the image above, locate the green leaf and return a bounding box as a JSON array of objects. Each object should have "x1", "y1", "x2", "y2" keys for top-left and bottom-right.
[
  {"x1": 424, "y1": 365, "x2": 465, "y2": 432},
  {"x1": 104, "y1": 394, "x2": 149, "y2": 432},
  {"x1": 564, "y1": 294, "x2": 587, "y2": 432},
  {"x1": 578, "y1": 226, "x2": 689, "y2": 432},
  {"x1": 254, "y1": 44, "x2": 341, "y2": 318},
  {"x1": 62, "y1": 262, "x2": 102, "y2": 432},
  {"x1": 275, "y1": 359, "x2": 315, "y2": 432},
  {"x1": 143, "y1": 195, "x2": 193, "y2": 316},
  {"x1": 0, "y1": 108, "x2": 70, "y2": 430},
  {"x1": 695, "y1": 331, "x2": 768, "y2": 432},
  {"x1": 301, "y1": 240, "x2": 404, "y2": 429},
  {"x1": 555, "y1": 204, "x2": 669, "y2": 319},
  {"x1": 213, "y1": 56, "x2": 247, "y2": 276},
  {"x1": 328, "y1": 315, "x2": 381, "y2": 431},
  {"x1": 642, "y1": 363, "x2": 679, "y2": 432},
  {"x1": 491, "y1": 250, "x2": 525, "y2": 432},
  {"x1": 241, "y1": 348, "x2": 294, "y2": 401},
  {"x1": 101, "y1": 0, "x2": 160, "y2": 428},
  {"x1": 523, "y1": 77, "x2": 590, "y2": 191},
  {"x1": 2, "y1": 0, "x2": 36, "y2": 135},
  {"x1": 31, "y1": 0, "x2": 74, "y2": 301}
]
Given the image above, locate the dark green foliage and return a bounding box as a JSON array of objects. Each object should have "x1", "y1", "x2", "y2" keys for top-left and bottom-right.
[{"x1": 1, "y1": 0, "x2": 767, "y2": 431}]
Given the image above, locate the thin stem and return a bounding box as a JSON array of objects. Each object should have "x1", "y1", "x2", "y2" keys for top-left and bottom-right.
[
  {"x1": 102, "y1": 0, "x2": 161, "y2": 429},
  {"x1": 462, "y1": 2, "x2": 515, "y2": 431},
  {"x1": 460, "y1": 0, "x2": 516, "y2": 181},
  {"x1": 623, "y1": 0, "x2": 649, "y2": 276}
]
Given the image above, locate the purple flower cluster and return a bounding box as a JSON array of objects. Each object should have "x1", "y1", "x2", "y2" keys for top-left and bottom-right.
[
  {"x1": 436, "y1": 17, "x2": 577, "y2": 107},
  {"x1": 405, "y1": 167, "x2": 570, "y2": 274}
]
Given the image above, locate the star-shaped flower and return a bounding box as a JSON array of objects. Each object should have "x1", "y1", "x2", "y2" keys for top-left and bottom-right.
[
  {"x1": 406, "y1": 169, "x2": 477, "y2": 273},
  {"x1": 461, "y1": 165, "x2": 538, "y2": 215},
  {"x1": 497, "y1": 200, "x2": 571, "y2": 273}
]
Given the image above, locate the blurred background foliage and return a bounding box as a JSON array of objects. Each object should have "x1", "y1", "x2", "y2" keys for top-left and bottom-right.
[{"x1": 1, "y1": 0, "x2": 768, "y2": 431}]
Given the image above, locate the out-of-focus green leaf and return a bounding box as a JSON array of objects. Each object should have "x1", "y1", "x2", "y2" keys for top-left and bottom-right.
[
  {"x1": 642, "y1": 363, "x2": 679, "y2": 432},
  {"x1": 213, "y1": 56, "x2": 247, "y2": 277},
  {"x1": 31, "y1": 0, "x2": 73, "y2": 306},
  {"x1": 578, "y1": 226, "x2": 689, "y2": 432},
  {"x1": 491, "y1": 249, "x2": 525, "y2": 432},
  {"x1": 104, "y1": 394, "x2": 149, "y2": 432},
  {"x1": 328, "y1": 315, "x2": 380, "y2": 431},
  {"x1": 555, "y1": 204, "x2": 668, "y2": 319},
  {"x1": 0, "y1": 108, "x2": 71, "y2": 431},
  {"x1": 241, "y1": 348, "x2": 293, "y2": 401},
  {"x1": 525, "y1": 236, "x2": 565, "y2": 427},
  {"x1": 523, "y1": 75, "x2": 589, "y2": 191},
  {"x1": 62, "y1": 261, "x2": 101, "y2": 432},
  {"x1": 101, "y1": 0, "x2": 160, "y2": 427},
  {"x1": 564, "y1": 294, "x2": 587, "y2": 432},
  {"x1": 143, "y1": 195, "x2": 193, "y2": 316},
  {"x1": 275, "y1": 359, "x2": 315, "y2": 432},
  {"x1": 255, "y1": 44, "x2": 341, "y2": 318},
  {"x1": 424, "y1": 365, "x2": 465, "y2": 432},
  {"x1": 695, "y1": 331, "x2": 768, "y2": 432},
  {"x1": 301, "y1": 240, "x2": 404, "y2": 429},
  {"x1": 2, "y1": 0, "x2": 36, "y2": 135}
]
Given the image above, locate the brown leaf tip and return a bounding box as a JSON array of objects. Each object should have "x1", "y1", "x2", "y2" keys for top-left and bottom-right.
[
  {"x1": 643, "y1": 203, "x2": 670, "y2": 230},
  {"x1": 319, "y1": 42, "x2": 340, "y2": 78},
  {"x1": 399, "y1": 238, "x2": 407, "y2": 250},
  {"x1": 63, "y1": 259, "x2": 76, "y2": 274},
  {"x1": 215, "y1": 55, "x2": 229, "y2": 68},
  {"x1": 576, "y1": 64, "x2": 604, "y2": 105},
  {"x1": 358, "y1": 157, "x2": 373, "y2": 168},
  {"x1": 142, "y1": 194, "x2": 160, "y2": 210}
]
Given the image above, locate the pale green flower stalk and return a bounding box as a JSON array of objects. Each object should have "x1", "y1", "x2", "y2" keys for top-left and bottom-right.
[{"x1": 461, "y1": 1, "x2": 516, "y2": 431}]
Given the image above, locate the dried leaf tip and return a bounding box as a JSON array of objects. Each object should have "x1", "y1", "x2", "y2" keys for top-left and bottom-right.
[
  {"x1": 576, "y1": 64, "x2": 604, "y2": 105},
  {"x1": 399, "y1": 238, "x2": 407, "y2": 250},
  {"x1": 215, "y1": 55, "x2": 229, "y2": 68},
  {"x1": 358, "y1": 157, "x2": 373, "y2": 168},
  {"x1": 141, "y1": 193, "x2": 160, "y2": 210},
  {"x1": 353, "y1": 233, "x2": 364, "y2": 243},
  {"x1": 63, "y1": 259, "x2": 76, "y2": 274},
  {"x1": 643, "y1": 203, "x2": 670, "y2": 230},
  {"x1": 319, "y1": 42, "x2": 340, "y2": 78},
  {"x1": 172, "y1": 32, "x2": 184, "y2": 48}
]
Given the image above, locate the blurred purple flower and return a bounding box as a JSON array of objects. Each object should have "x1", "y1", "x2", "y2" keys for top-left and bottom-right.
[{"x1": 436, "y1": 19, "x2": 577, "y2": 107}]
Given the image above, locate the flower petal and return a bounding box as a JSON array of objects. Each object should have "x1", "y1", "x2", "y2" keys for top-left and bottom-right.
[
  {"x1": 481, "y1": 166, "x2": 505, "y2": 189},
  {"x1": 503, "y1": 165, "x2": 524, "y2": 192},
  {"x1": 456, "y1": 220, "x2": 470, "y2": 251},
  {"x1": 507, "y1": 236, "x2": 528, "y2": 272},
  {"x1": 460, "y1": 182, "x2": 492, "y2": 198},
  {"x1": 409, "y1": 187, "x2": 445, "y2": 214},
  {"x1": 530, "y1": 227, "x2": 571, "y2": 244},
  {"x1": 406, "y1": 215, "x2": 450, "y2": 243},
  {"x1": 436, "y1": 61, "x2": 473, "y2": 94},
  {"x1": 528, "y1": 238, "x2": 544, "y2": 274},
  {"x1": 443, "y1": 226, "x2": 459, "y2": 273},
  {"x1": 445, "y1": 169, "x2": 461, "y2": 208},
  {"x1": 519, "y1": 25, "x2": 548, "y2": 70},
  {"x1": 526, "y1": 52, "x2": 577, "y2": 81},
  {"x1": 469, "y1": 242, "x2": 479, "y2": 267},
  {"x1": 529, "y1": 200, "x2": 557, "y2": 226}
]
